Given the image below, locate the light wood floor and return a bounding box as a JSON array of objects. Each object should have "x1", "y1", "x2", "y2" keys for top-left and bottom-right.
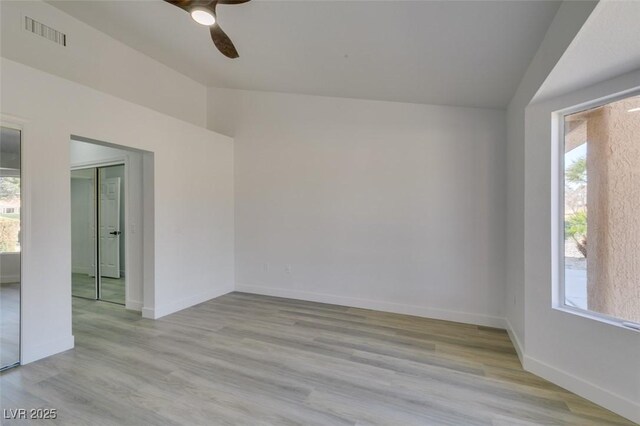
[{"x1": 0, "y1": 292, "x2": 634, "y2": 425}]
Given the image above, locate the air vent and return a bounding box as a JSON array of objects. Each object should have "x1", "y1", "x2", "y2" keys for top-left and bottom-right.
[{"x1": 25, "y1": 16, "x2": 66, "y2": 46}]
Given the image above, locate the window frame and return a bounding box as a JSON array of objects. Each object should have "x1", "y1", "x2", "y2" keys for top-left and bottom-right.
[
  {"x1": 0, "y1": 125, "x2": 22, "y2": 255},
  {"x1": 553, "y1": 87, "x2": 640, "y2": 332},
  {"x1": 0, "y1": 117, "x2": 25, "y2": 369}
]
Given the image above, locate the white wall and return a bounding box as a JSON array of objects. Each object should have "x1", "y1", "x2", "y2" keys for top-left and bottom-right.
[
  {"x1": 504, "y1": 0, "x2": 597, "y2": 356},
  {"x1": 209, "y1": 88, "x2": 507, "y2": 328},
  {"x1": 523, "y1": 69, "x2": 640, "y2": 425},
  {"x1": 70, "y1": 141, "x2": 144, "y2": 310},
  {"x1": 0, "y1": 0, "x2": 207, "y2": 127},
  {"x1": 1, "y1": 58, "x2": 234, "y2": 364},
  {"x1": 503, "y1": 2, "x2": 640, "y2": 422}
]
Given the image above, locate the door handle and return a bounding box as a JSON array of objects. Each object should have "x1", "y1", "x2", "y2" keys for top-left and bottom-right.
[{"x1": 109, "y1": 231, "x2": 121, "y2": 236}]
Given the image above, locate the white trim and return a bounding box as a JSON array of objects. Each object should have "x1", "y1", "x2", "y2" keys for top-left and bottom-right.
[
  {"x1": 557, "y1": 86, "x2": 640, "y2": 117},
  {"x1": 553, "y1": 87, "x2": 640, "y2": 331},
  {"x1": 552, "y1": 109, "x2": 564, "y2": 310},
  {"x1": 505, "y1": 318, "x2": 524, "y2": 364},
  {"x1": 70, "y1": 156, "x2": 125, "y2": 170},
  {"x1": 555, "y1": 305, "x2": 640, "y2": 333},
  {"x1": 236, "y1": 284, "x2": 506, "y2": 329},
  {"x1": 1, "y1": 115, "x2": 28, "y2": 366},
  {"x1": 144, "y1": 285, "x2": 234, "y2": 320},
  {"x1": 142, "y1": 152, "x2": 155, "y2": 317},
  {"x1": 125, "y1": 300, "x2": 143, "y2": 312},
  {"x1": 141, "y1": 307, "x2": 155, "y2": 319},
  {"x1": 523, "y1": 355, "x2": 640, "y2": 425},
  {"x1": 21, "y1": 335, "x2": 74, "y2": 365}
]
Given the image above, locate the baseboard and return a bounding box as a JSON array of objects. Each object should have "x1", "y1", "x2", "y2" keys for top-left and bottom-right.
[
  {"x1": 141, "y1": 307, "x2": 155, "y2": 319},
  {"x1": 21, "y1": 334, "x2": 74, "y2": 365},
  {"x1": 125, "y1": 300, "x2": 143, "y2": 311},
  {"x1": 524, "y1": 355, "x2": 640, "y2": 424},
  {"x1": 235, "y1": 284, "x2": 506, "y2": 329},
  {"x1": 0, "y1": 274, "x2": 20, "y2": 284},
  {"x1": 72, "y1": 266, "x2": 91, "y2": 275},
  {"x1": 505, "y1": 318, "x2": 524, "y2": 364},
  {"x1": 144, "y1": 285, "x2": 234, "y2": 320}
]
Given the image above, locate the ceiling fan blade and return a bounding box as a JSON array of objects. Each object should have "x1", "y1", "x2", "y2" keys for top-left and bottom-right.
[
  {"x1": 162, "y1": 0, "x2": 195, "y2": 12},
  {"x1": 210, "y1": 24, "x2": 239, "y2": 58},
  {"x1": 165, "y1": 0, "x2": 243, "y2": 58},
  {"x1": 217, "y1": 0, "x2": 252, "y2": 4}
]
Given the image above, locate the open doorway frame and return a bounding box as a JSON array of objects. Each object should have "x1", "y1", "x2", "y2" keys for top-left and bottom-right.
[{"x1": 70, "y1": 137, "x2": 153, "y2": 313}]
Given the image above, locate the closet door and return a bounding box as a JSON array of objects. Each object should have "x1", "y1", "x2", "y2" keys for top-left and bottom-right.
[{"x1": 71, "y1": 168, "x2": 98, "y2": 300}]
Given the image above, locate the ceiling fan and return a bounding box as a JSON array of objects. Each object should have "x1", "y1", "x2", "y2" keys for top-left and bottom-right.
[{"x1": 164, "y1": 0, "x2": 251, "y2": 59}]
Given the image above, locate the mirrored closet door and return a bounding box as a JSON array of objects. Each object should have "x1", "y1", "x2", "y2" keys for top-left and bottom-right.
[
  {"x1": 71, "y1": 165, "x2": 125, "y2": 305},
  {"x1": 71, "y1": 168, "x2": 98, "y2": 299}
]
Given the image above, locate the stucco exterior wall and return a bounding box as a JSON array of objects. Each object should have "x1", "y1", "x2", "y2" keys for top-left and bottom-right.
[{"x1": 584, "y1": 97, "x2": 640, "y2": 323}]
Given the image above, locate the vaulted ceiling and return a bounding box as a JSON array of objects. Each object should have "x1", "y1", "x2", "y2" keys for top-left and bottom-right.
[
  {"x1": 48, "y1": 0, "x2": 561, "y2": 108},
  {"x1": 534, "y1": 0, "x2": 640, "y2": 102}
]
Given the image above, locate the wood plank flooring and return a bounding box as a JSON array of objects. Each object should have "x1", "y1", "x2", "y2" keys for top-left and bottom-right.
[{"x1": 0, "y1": 292, "x2": 635, "y2": 425}]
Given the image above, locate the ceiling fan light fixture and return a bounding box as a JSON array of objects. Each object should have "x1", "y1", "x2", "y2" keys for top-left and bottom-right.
[{"x1": 190, "y1": 8, "x2": 216, "y2": 26}]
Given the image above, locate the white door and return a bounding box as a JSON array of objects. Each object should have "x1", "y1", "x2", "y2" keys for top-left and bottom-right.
[{"x1": 100, "y1": 177, "x2": 121, "y2": 278}]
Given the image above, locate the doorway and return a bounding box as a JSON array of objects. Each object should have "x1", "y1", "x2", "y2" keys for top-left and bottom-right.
[
  {"x1": 70, "y1": 137, "x2": 150, "y2": 313},
  {"x1": 71, "y1": 164, "x2": 126, "y2": 305}
]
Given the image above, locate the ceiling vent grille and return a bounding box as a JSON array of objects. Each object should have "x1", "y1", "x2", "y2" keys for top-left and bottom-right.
[{"x1": 25, "y1": 16, "x2": 66, "y2": 46}]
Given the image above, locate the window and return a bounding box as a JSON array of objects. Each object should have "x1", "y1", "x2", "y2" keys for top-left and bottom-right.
[
  {"x1": 559, "y1": 91, "x2": 640, "y2": 329},
  {"x1": 0, "y1": 127, "x2": 21, "y2": 254}
]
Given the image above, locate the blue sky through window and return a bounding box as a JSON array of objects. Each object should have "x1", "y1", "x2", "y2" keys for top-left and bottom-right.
[{"x1": 565, "y1": 142, "x2": 586, "y2": 170}]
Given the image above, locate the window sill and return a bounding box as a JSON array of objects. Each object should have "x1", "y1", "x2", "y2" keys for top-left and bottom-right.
[{"x1": 554, "y1": 305, "x2": 640, "y2": 333}]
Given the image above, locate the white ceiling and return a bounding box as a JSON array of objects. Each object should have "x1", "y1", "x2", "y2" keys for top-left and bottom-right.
[
  {"x1": 534, "y1": 0, "x2": 640, "y2": 103},
  {"x1": 48, "y1": 0, "x2": 561, "y2": 108}
]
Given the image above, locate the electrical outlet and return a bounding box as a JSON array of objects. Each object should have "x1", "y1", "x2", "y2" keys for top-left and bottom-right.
[
  {"x1": 262, "y1": 263, "x2": 269, "y2": 272},
  {"x1": 285, "y1": 265, "x2": 292, "y2": 274}
]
